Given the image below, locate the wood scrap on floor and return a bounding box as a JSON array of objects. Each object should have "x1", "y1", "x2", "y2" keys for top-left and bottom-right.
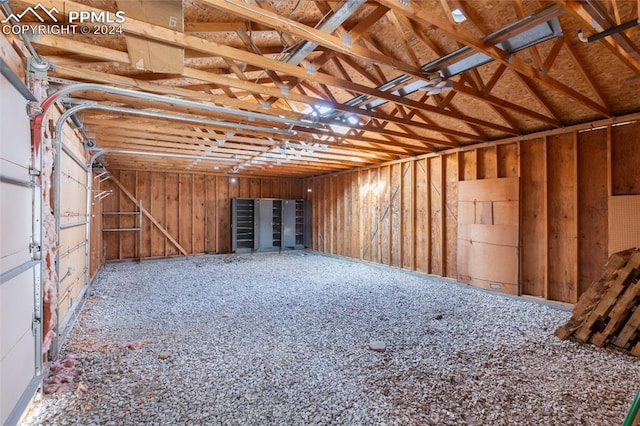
[{"x1": 556, "y1": 248, "x2": 640, "y2": 356}]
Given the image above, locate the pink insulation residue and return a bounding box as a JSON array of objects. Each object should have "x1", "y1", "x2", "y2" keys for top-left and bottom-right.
[
  {"x1": 43, "y1": 354, "x2": 85, "y2": 394},
  {"x1": 41, "y1": 128, "x2": 58, "y2": 354}
]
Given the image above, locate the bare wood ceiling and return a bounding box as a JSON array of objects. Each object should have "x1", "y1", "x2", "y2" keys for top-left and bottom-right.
[{"x1": 4, "y1": 0, "x2": 640, "y2": 177}]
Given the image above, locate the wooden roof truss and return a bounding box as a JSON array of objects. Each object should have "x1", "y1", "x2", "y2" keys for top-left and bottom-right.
[{"x1": 2, "y1": 0, "x2": 640, "y2": 177}]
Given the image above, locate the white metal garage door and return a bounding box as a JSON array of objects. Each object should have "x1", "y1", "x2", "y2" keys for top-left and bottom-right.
[{"x1": 0, "y1": 73, "x2": 42, "y2": 424}]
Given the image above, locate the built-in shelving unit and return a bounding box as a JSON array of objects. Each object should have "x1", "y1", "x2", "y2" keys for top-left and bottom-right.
[{"x1": 231, "y1": 198, "x2": 310, "y2": 253}]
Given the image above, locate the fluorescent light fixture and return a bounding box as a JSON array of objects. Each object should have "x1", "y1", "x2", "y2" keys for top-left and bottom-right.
[
  {"x1": 330, "y1": 124, "x2": 350, "y2": 135},
  {"x1": 345, "y1": 115, "x2": 360, "y2": 126},
  {"x1": 451, "y1": 8, "x2": 466, "y2": 24}
]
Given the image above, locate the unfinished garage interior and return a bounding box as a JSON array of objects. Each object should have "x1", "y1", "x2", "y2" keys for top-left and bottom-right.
[{"x1": 2, "y1": 0, "x2": 640, "y2": 423}]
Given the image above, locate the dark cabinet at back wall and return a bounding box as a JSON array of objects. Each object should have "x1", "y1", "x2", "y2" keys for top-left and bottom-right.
[{"x1": 231, "y1": 198, "x2": 311, "y2": 253}]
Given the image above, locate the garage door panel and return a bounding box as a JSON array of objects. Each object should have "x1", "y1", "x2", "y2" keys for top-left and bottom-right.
[
  {"x1": 1, "y1": 73, "x2": 38, "y2": 426},
  {"x1": 0, "y1": 78, "x2": 30, "y2": 171},
  {"x1": 0, "y1": 326, "x2": 35, "y2": 423},
  {"x1": 1, "y1": 268, "x2": 35, "y2": 360},
  {"x1": 0, "y1": 184, "x2": 32, "y2": 271}
]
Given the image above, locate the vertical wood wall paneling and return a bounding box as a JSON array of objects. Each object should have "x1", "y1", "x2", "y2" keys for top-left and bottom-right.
[
  {"x1": 103, "y1": 173, "x2": 303, "y2": 260},
  {"x1": 445, "y1": 154, "x2": 458, "y2": 279},
  {"x1": 547, "y1": 134, "x2": 579, "y2": 303},
  {"x1": 303, "y1": 123, "x2": 634, "y2": 303},
  {"x1": 165, "y1": 173, "x2": 179, "y2": 257},
  {"x1": 89, "y1": 172, "x2": 102, "y2": 280},
  {"x1": 193, "y1": 174, "x2": 205, "y2": 254},
  {"x1": 149, "y1": 172, "x2": 164, "y2": 257},
  {"x1": 401, "y1": 162, "x2": 412, "y2": 270},
  {"x1": 519, "y1": 138, "x2": 546, "y2": 297},
  {"x1": 429, "y1": 157, "x2": 442, "y2": 276},
  {"x1": 611, "y1": 121, "x2": 640, "y2": 195},
  {"x1": 219, "y1": 176, "x2": 232, "y2": 254},
  {"x1": 381, "y1": 165, "x2": 391, "y2": 266},
  {"x1": 577, "y1": 128, "x2": 609, "y2": 294},
  {"x1": 336, "y1": 175, "x2": 342, "y2": 254},
  {"x1": 351, "y1": 171, "x2": 360, "y2": 259},
  {"x1": 477, "y1": 146, "x2": 497, "y2": 179},
  {"x1": 120, "y1": 171, "x2": 136, "y2": 259},
  {"x1": 414, "y1": 158, "x2": 428, "y2": 272}
]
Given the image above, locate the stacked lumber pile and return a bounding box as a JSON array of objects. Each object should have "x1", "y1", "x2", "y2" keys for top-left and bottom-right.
[{"x1": 556, "y1": 248, "x2": 640, "y2": 356}]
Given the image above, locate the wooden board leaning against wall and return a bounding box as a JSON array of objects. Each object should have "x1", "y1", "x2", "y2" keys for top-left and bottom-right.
[
  {"x1": 305, "y1": 121, "x2": 640, "y2": 304},
  {"x1": 96, "y1": 172, "x2": 304, "y2": 261}
]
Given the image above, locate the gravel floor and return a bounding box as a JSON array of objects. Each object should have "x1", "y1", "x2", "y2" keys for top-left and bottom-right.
[{"x1": 22, "y1": 252, "x2": 640, "y2": 425}]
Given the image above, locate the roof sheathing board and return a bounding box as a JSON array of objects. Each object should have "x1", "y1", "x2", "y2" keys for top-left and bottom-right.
[{"x1": 5, "y1": 0, "x2": 640, "y2": 177}]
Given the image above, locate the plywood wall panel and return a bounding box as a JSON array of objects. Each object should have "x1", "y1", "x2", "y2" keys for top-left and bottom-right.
[
  {"x1": 611, "y1": 122, "x2": 640, "y2": 195},
  {"x1": 461, "y1": 150, "x2": 477, "y2": 181},
  {"x1": 165, "y1": 173, "x2": 180, "y2": 257},
  {"x1": 149, "y1": 173, "x2": 165, "y2": 257},
  {"x1": 445, "y1": 154, "x2": 458, "y2": 278},
  {"x1": 331, "y1": 174, "x2": 339, "y2": 255},
  {"x1": 239, "y1": 178, "x2": 250, "y2": 198},
  {"x1": 390, "y1": 164, "x2": 402, "y2": 267},
  {"x1": 477, "y1": 146, "x2": 497, "y2": 179},
  {"x1": 547, "y1": 134, "x2": 578, "y2": 303},
  {"x1": 350, "y1": 172, "x2": 361, "y2": 259},
  {"x1": 401, "y1": 162, "x2": 412, "y2": 269},
  {"x1": 429, "y1": 157, "x2": 443, "y2": 276},
  {"x1": 103, "y1": 172, "x2": 301, "y2": 260},
  {"x1": 218, "y1": 177, "x2": 231, "y2": 254},
  {"x1": 193, "y1": 175, "x2": 206, "y2": 254},
  {"x1": 577, "y1": 129, "x2": 608, "y2": 295},
  {"x1": 414, "y1": 159, "x2": 429, "y2": 273},
  {"x1": 205, "y1": 176, "x2": 217, "y2": 253},
  {"x1": 497, "y1": 143, "x2": 519, "y2": 178},
  {"x1": 380, "y1": 166, "x2": 391, "y2": 265},
  {"x1": 302, "y1": 122, "x2": 634, "y2": 304},
  {"x1": 250, "y1": 179, "x2": 261, "y2": 198},
  {"x1": 136, "y1": 171, "x2": 151, "y2": 258},
  {"x1": 519, "y1": 139, "x2": 546, "y2": 297},
  {"x1": 90, "y1": 175, "x2": 103, "y2": 280},
  {"x1": 119, "y1": 171, "x2": 137, "y2": 259}
]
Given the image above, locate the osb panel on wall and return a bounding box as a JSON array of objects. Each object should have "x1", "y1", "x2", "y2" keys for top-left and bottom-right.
[
  {"x1": 102, "y1": 171, "x2": 303, "y2": 260},
  {"x1": 457, "y1": 177, "x2": 519, "y2": 295},
  {"x1": 609, "y1": 195, "x2": 640, "y2": 255}
]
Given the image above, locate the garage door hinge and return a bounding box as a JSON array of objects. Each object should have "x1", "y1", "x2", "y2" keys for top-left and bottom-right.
[
  {"x1": 30, "y1": 242, "x2": 41, "y2": 259},
  {"x1": 32, "y1": 314, "x2": 41, "y2": 335}
]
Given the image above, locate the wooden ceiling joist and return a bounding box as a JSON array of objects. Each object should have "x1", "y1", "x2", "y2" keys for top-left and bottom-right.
[{"x1": 6, "y1": 0, "x2": 640, "y2": 176}]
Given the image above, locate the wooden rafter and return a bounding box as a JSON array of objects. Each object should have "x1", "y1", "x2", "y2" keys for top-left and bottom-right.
[
  {"x1": 559, "y1": 0, "x2": 640, "y2": 76},
  {"x1": 377, "y1": 0, "x2": 611, "y2": 117}
]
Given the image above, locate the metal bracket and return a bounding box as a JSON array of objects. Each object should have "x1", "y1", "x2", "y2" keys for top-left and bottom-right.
[
  {"x1": 31, "y1": 314, "x2": 41, "y2": 335},
  {"x1": 29, "y1": 241, "x2": 41, "y2": 260},
  {"x1": 27, "y1": 55, "x2": 50, "y2": 79},
  {"x1": 26, "y1": 101, "x2": 43, "y2": 120}
]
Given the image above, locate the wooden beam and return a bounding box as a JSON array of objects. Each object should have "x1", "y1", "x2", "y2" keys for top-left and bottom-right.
[
  {"x1": 201, "y1": 0, "x2": 423, "y2": 76},
  {"x1": 377, "y1": 0, "x2": 611, "y2": 117},
  {"x1": 560, "y1": 0, "x2": 640, "y2": 76},
  {"x1": 109, "y1": 172, "x2": 189, "y2": 256},
  {"x1": 36, "y1": 27, "x2": 517, "y2": 137}
]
